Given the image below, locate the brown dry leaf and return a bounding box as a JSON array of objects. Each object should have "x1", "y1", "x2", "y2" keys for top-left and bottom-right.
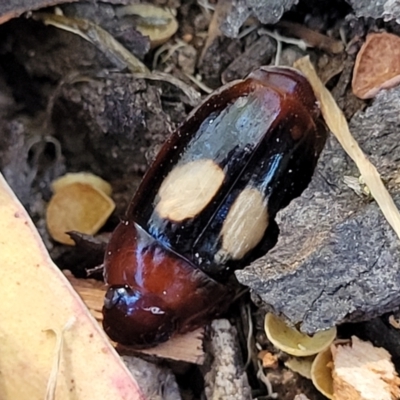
[
  {"x1": 0, "y1": 173, "x2": 144, "y2": 399},
  {"x1": 46, "y1": 182, "x2": 115, "y2": 245},
  {"x1": 352, "y1": 32, "x2": 400, "y2": 99},
  {"x1": 295, "y1": 56, "x2": 400, "y2": 242},
  {"x1": 331, "y1": 336, "x2": 400, "y2": 400},
  {"x1": 65, "y1": 272, "x2": 206, "y2": 364}
]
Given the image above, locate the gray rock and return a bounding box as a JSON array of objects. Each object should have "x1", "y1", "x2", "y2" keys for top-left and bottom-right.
[
  {"x1": 236, "y1": 87, "x2": 400, "y2": 334},
  {"x1": 247, "y1": 0, "x2": 299, "y2": 25},
  {"x1": 346, "y1": 0, "x2": 400, "y2": 22},
  {"x1": 219, "y1": 0, "x2": 298, "y2": 38}
]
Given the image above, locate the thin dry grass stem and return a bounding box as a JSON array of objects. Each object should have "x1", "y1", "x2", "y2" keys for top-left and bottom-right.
[
  {"x1": 184, "y1": 73, "x2": 213, "y2": 94},
  {"x1": 33, "y1": 13, "x2": 149, "y2": 74},
  {"x1": 258, "y1": 29, "x2": 308, "y2": 50},
  {"x1": 256, "y1": 360, "x2": 278, "y2": 399},
  {"x1": 45, "y1": 317, "x2": 76, "y2": 400},
  {"x1": 133, "y1": 71, "x2": 201, "y2": 107},
  {"x1": 152, "y1": 39, "x2": 189, "y2": 70},
  {"x1": 197, "y1": 0, "x2": 215, "y2": 13},
  {"x1": 86, "y1": 264, "x2": 105, "y2": 276},
  {"x1": 237, "y1": 25, "x2": 258, "y2": 40},
  {"x1": 244, "y1": 304, "x2": 254, "y2": 370},
  {"x1": 294, "y1": 56, "x2": 400, "y2": 242},
  {"x1": 275, "y1": 39, "x2": 282, "y2": 67},
  {"x1": 258, "y1": 29, "x2": 308, "y2": 66},
  {"x1": 152, "y1": 42, "x2": 173, "y2": 70}
]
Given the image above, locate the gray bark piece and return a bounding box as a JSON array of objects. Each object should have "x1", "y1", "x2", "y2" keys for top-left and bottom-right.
[
  {"x1": 123, "y1": 356, "x2": 181, "y2": 400},
  {"x1": 204, "y1": 319, "x2": 252, "y2": 400},
  {"x1": 219, "y1": 0, "x2": 298, "y2": 38},
  {"x1": 346, "y1": 0, "x2": 400, "y2": 22},
  {"x1": 236, "y1": 87, "x2": 400, "y2": 334}
]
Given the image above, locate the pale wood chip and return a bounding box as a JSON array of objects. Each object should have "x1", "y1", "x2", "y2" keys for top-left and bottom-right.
[
  {"x1": 331, "y1": 336, "x2": 400, "y2": 400},
  {"x1": 65, "y1": 272, "x2": 206, "y2": 364}
]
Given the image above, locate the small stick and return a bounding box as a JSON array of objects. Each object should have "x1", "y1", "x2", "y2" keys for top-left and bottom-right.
[{"x1": 277, "y1": 21, "x2": 344, "y2": 54}]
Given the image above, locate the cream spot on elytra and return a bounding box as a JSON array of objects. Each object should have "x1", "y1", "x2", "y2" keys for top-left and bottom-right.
[
  {"x1": 216, "y1": 187, "x2": 268, "y2": 261},
  {"x1": 155, "y1": 159, "x2": 224, "y2": 222}
]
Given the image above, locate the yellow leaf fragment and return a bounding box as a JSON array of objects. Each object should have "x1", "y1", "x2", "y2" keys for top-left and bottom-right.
[
  {"x1": 294, "y1": 56, "x2": 400, "y2": 242},
  {"x1": 264, "y1": 313, "x2": 336, "y2": 357},
  {"x1": 46, "y1": 182, "x2": 115, "y2": 245},
  {"x1": 0, "y1": 173, "x2": 144, "y2": 400},
  {"x1": 285, "y1": 356, "x2": 314, "y2": 379}
]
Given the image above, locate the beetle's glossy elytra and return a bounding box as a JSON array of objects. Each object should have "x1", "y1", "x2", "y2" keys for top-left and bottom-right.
[{"x1": 102, "y1": 66, "x2": 328, "y2": 348}]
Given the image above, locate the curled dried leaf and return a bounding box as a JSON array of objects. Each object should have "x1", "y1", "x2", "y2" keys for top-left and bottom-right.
[
  {"x1": 311, "y1": 347, "x2": 334, "y2": 399},
  {"x1": 52, "y1": 172, "x2": 112, "y2": 196},
  {"x1": 352, "y1": 32, "x2": 400, "y2": 99},
  {"x1": 285, "y1": 356, "x2": 314, "y2": 379},
  {"x1": 46, "y1": 182, "x2": 115, "y2": 245},
  {"x1": 116, "y1": 4, "x2": 178, "y2": 48},
  {"x1": 264, "y1": 313, "x2": 336, "y2": 357}
]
